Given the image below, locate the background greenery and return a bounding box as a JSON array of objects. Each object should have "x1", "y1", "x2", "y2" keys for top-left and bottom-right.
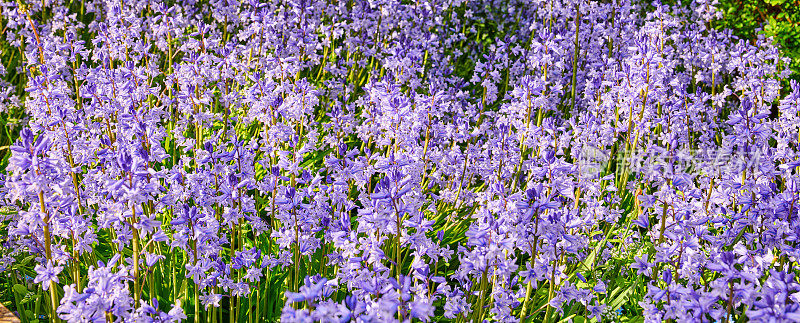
[{"x1": 716, "y1": 0, "x2": 800, "y2": 80}]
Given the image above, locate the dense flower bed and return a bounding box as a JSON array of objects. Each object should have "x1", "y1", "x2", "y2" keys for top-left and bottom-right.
[{"x1": 1, "y1": 0, "x2": 799, "y2": 322}]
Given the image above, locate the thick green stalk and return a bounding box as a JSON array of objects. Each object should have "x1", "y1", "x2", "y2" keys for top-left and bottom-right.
[
  {"x1": 568, "y1": 2, "x2": 581, "y2": 116},
  {"x1": 39, "y1": 191, "x2": 59, "y2": 323},
  {"x1": 194, "y1": 284, "x2": 200, "y2": 323}
]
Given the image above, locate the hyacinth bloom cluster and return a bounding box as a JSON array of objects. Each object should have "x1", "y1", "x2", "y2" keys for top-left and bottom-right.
[{"x1": 0, "y1": 0, "x2": 799, "y2": 322}]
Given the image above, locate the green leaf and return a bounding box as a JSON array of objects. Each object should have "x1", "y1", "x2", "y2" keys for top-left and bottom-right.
[
  {"x1": 558, "y1": 314, "x2": 581, "y2": 323},
  {"x1": 562, "y1": 315, "x2": 588, "y2": 323},
  {"x1": 21, "y1": 254, "x2": 36, "y2": 266},
  {"x1": 12, "y1": 284, "x2": 28, "y2": 296},
  {"x1": 609, "y1": 284, "x2": 636, "y2": 310}
]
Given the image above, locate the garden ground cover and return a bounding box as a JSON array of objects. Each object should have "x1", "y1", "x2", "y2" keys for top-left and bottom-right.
[{"x1": 1, "y1": 0, "x2": 800, "y2": 322}]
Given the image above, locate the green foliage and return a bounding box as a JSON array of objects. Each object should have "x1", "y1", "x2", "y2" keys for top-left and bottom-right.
[{"x1": 716, "y1": 0, "x2": 800, "y2": 79}]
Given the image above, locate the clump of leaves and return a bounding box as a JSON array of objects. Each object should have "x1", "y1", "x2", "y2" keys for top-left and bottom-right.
[{"x1": 716, "y1": 0, "x2": 800, "y2": 79}]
